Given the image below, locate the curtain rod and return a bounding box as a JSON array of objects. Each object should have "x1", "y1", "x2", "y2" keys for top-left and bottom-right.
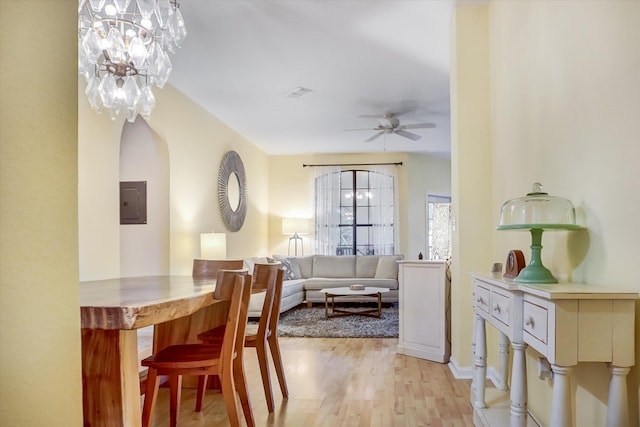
[{"x1": 302, "y1": 162, "x2": 403, "y2": 167}]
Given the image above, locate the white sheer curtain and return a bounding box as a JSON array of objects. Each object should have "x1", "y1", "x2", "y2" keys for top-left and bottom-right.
[
  {"x1": 313, "y1": 166, "x2": 341, "y2": 255},
  {"x1": 369, "y1": 164, "x2": 398, "y2": 255}
]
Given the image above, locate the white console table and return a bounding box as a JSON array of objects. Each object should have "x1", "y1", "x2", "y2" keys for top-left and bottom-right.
[
  {"x1": 471, "y1": 273, "x2": 637, "y2": 427},
  {"x1": 396, "y1": 261, "x2": 450, "y2": 363}
]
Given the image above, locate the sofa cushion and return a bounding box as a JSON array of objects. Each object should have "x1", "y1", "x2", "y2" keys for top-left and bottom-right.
[
  {"x1": 356, "y1": 256, "x2": 379, "y2": 278},
  {"x1": 292, "y1": 255, "x2": 313, "y2": 278},
  {"x1": 313, "y1": 255, "x2": 355, "y2": 278},
  {"x1": 374, "y1": 255, "x2": 403, "y2": 279},
  {"x1": 248, "y1": 278, "x2": 305, "y2": 316}
]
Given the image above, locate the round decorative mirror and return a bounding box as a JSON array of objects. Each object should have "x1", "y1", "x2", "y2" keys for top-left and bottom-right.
[
  {"x1": 227, "y1": 172, "x2": 241, "y2": 211},
  {"x1": 218, "y1": 151, "x2": 247, "y2": 231}
]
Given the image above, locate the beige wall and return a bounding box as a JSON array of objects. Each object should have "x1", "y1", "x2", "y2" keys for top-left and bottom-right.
[
  {"x1": 0, "y1": 1, "x2": 83, "y2": 425},
  {"x1": 405, "y1": 153, "x2": 452, "y2": 259},
  {"x1": 119, "y1": 119, "x2": 171, "y2": 277},
  {"x1": 450, "y1": 4, "x2": 493, "y2": 373},
  {"x1": 79, "y1": 85, "x2": 270, "y2": 280},
  {"x1": 452, "y1": 1, "x2": 640, "y2": 426}
]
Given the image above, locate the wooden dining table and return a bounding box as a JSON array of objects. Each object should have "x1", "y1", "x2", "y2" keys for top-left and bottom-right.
[{"x1": 80, "y1": 275, "x2": 230, "y2": 427}]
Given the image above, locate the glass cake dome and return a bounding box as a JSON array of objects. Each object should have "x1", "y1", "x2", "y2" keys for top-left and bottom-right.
[
  {"x1": 498, "y1": 183, "x2": 580, "y2": 230},
  {"x1": 497, "y1": 183, "x2": 582, "y2": 284}
]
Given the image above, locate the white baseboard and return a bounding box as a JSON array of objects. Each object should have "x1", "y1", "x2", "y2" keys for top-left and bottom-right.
[
  {"x1": 448, "y1": 357, "x2": 473, "y2": 379},
  {"x1": 396, "y1": 345, "x2": 449, "y2": 363},
  {"x1": 447, "y1": 357, "x2": 505, "y2": 390}
]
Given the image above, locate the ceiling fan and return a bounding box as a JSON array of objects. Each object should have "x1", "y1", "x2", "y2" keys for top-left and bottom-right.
[{"x1": 344, "y1": 113, "x2": 436, "y2": 142}]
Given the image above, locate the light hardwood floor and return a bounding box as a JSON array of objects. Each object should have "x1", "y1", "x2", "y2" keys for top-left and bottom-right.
[{"x1": 148, "y1": 337, "x2": 473, "y2": 427}]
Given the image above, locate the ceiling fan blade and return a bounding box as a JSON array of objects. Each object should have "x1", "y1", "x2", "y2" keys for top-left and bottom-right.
[
  {"x1": 344, "y1": 127, "x2": 376, "y2": 132},
  {"x1": 344, "y1": 125, "x2": 385, "y2": 132},
  {"x1": 401, "y1": 122, "x2": 436, "y2": 130},
  {"x1": 364, "y1": 131, "x2": 385, "y2": 142},
  {"x1": 394, "y1": 130, "x2": 422, "y2": 141}
]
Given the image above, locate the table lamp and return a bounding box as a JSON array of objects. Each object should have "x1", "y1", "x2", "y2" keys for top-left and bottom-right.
[
  {"x1": 200, "y1": 232, "x2": 227, "y2": 260},
  {"x1": 497, "y1": 183, "x2": 582, "y2": 284},
  {"x1": 282, "y1": 218, "x2": 309, "y2": 256}
]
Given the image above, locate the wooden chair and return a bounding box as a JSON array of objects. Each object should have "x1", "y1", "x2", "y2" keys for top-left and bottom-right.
[
  {"x1": 197, "y1": 262, "x2": 287, "y2": 412},
  {"x1": 262, "y1": 268, "x2": 289, "y2": 402},
  {"x1": 140, "y1": 269, "x2": 253, "y2": 427},
  {"x1": 192, "y1": 259, "x2": 244, "y2": 279}
]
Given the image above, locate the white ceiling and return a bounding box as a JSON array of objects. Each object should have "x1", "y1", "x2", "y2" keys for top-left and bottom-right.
[{"x1": 170, "y1": 0, "x2": 456, "y2": 157}]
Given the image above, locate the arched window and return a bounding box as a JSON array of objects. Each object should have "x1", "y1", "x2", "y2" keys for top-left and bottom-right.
[{"x1": 315, "y1": 168, "x2": 396, "y2": 256}]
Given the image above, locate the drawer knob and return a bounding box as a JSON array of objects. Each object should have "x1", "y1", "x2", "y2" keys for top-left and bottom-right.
[
  {"x1": 525, "y1": 316, "x2": 534, "y2": 327},
  {"x1": 477, "y1": 296, "x2": 484, "y2": 304},
  {"x1": 493, "y1": 304, "x2": 501, "y2": 313}
]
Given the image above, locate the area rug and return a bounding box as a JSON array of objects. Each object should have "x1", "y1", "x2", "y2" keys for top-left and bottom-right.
[{"x1": 276, "y1": 304, "x2": 398, "y2": 338}]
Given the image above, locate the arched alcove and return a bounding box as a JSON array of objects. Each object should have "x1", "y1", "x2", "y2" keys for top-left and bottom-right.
[{"x1": 119, "y1": 117, "x2": 170, "y2": 277}]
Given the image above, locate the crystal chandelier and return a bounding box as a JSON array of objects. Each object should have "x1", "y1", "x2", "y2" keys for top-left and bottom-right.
[{"x1": 78, "y1": 0, "x2": 187, "y2": 122}]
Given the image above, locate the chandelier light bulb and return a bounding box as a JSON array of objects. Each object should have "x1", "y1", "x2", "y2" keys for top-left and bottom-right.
[
  {"x1": 104, "y1": 4, "x2": 117, "y2": 16},
  {"x1": 78, "y1": 0, "x2": 186, "y2": 122},
  {"x1": 140, "y1": 18, "x2": 153, "y2": 30}
]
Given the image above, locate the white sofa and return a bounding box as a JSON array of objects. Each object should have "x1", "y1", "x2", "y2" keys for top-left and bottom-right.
[{"x1": 245, "y1": 254, "x2": 403, "y2": 317}]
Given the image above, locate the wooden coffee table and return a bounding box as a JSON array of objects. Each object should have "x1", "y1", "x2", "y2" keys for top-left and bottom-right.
[{"x1": 319, "y1": 287, "x2": 389, "y2": 318}]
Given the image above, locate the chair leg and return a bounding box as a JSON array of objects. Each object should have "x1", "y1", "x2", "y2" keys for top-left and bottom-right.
[
  {"x1": 256, "y1": 340, "x2": 275, "y2": 412},
  {"x1": 142, "y1": 368, "x2": 160, "y2": 427},
  {"x1": 195, "y1": 375, "x2": 208, "y2": 412},
  {"x1": 168, "y1": 374, "x2": 182, "y2": 427},
  {"x1": 220, "y1": 367, "x2": 241, "y2": 427},
  {"x1": 268, "y1": 334, "x2": 289, "y2": 398},
  {"x1": 233, "y1": 356, "x2": 255, "y2": 427}
]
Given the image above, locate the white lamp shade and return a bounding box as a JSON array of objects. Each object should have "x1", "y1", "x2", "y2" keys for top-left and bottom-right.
[
  {"x1": 200, "y1": 232, "x2": 227, "y2": 260},
  {"x1": 282, "y1": 218, "x2": 310, "y2": 235}
]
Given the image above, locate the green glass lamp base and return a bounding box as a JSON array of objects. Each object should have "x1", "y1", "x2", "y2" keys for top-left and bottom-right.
[
  {"x1": 513, "y1": 227, "x2": 559, "y2": 284},
  {"x1": 513, "y1": 264, "x2": 558, "y2": 284}
]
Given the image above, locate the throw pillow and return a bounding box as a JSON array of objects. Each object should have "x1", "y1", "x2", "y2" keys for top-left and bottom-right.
[
  {"x1": 270, "y1": 255, "x2": 296, "y2": 280},
  {"x1": 287, "y1": 258, "x2": 303, "y2": 279},
  {"x1": 374, "y1": 255, "x2": 403, "y2": 279}
]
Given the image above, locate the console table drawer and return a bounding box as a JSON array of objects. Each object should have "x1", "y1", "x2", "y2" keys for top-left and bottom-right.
[
  {"x1": 474, "y1": 282, "x2": 490, "y2": 314},
  {"x1": 523, "y1": 300, "x2": 548, "y2": 347},
  {"x1": 491, "y1": 291, "x2": 511, "y2": 326}
]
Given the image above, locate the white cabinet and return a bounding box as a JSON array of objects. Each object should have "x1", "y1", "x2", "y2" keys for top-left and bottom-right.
[{"x1": 396, "y1": 261, "x2": 450, "y2": 363}]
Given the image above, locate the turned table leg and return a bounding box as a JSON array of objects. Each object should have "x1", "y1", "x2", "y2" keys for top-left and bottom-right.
[
  {"x1": 550, "y1": 365, "x2": 573, "y2": 427},
  {"x1": 498, "y1": 332, "x2": 510, "y2": 391},
  {"x1": 510, "y1": 342, "x2": 527, "y2": 427},
  {"x1": 473, "y1": 313, "x2": 487, "y2": 409},
  {"x1": 606, "y1": 365, "x2": 630, "y2": 427}
]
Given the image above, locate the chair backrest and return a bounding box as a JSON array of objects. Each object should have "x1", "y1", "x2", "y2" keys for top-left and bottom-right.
[
  {"x1": 252, "y1": 263, "x2": 281, "y2": 339},
  {"x1": 193, "y1": 259, "x2": 244, "y2": 279},
  {"x1": 215, "y1": 269, "x2": 251, "y2": 367},
  {"x1": 268, "y1": 269, "x2": 285, "y2": 335},
  {"x1": 251, "y1": 262, "x2": 281, "y2": 292}
]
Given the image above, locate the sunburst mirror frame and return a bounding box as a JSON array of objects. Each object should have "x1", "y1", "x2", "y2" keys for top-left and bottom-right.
[{"x1": 218, "y1": 150, "x2": 247, "y2": 231}]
